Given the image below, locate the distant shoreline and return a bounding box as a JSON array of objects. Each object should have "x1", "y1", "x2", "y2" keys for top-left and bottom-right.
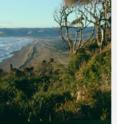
[
  {"x1": 0, "y1": 41, "x2": 36, "y2": 72},
  {"x1": 0, "y1": 39, "x2": 68, "y2": 72}
]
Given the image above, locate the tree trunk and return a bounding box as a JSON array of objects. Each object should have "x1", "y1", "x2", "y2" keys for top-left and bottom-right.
[{"x1": 95, "y1": 25, "x2": 102, "y2": 53}]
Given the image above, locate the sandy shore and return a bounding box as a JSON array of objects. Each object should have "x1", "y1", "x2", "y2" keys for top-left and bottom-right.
[{"x1": 0, "y1": 39, "x2": 68, "y2": 72}]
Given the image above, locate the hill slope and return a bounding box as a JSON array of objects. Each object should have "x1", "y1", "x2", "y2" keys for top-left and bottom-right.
[{"x1": 0, "y1": 42, "x2": 111, "y2": 122}]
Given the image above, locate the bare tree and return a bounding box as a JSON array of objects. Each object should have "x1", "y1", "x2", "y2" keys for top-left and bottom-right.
[
  {"x1": 54, "y1": 0, "x2": 111, "y2": 54},
  {"x1": 75, "y1": 0, "x2": 111, "y2": 51},
  {"x1": 54, "y1": 6, "x2": 74, "y2": 54},
  {"x1": 54, "y1": 5, "x2": 89, "y2": 55}
]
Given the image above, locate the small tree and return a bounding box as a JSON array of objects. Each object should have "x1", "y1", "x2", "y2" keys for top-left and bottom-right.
[
  {"x1": 54, "y1": 5, "x2": 89, "y2": 55},
  {"x1": 76, "y1": 0, "x2": 111, "y2": 50},
  {"x1": 54, "y1": 0, "x2": 111, "y2": 55}
]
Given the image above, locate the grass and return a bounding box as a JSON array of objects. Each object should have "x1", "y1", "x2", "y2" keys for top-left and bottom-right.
[{"x1": 0, "y1": 41, "x2": 111, "y2": 122}]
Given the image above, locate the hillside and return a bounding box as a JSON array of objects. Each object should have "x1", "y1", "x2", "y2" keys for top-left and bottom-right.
[
  {"x1": 0, "y1": 41, "x2": 111, "y2": 122},
  {"x1": 0, "y1": 28, "x2": 60, "y2": 38},
  {"x1": 0, "y1": 27, "x2": 94, "y2": 39}
]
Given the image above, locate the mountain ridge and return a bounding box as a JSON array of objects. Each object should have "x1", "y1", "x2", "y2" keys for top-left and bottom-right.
[{"x1": 0, "y1": 27, "x2": 94, "y2": 38}]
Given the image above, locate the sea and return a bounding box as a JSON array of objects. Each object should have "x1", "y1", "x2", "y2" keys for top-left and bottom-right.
[
  {"x1": 0, "y1": 27, "x2": 94, "y2": 63},
  {"x1": 0, "y1": 37, "x2": 33, "y2": 62}
]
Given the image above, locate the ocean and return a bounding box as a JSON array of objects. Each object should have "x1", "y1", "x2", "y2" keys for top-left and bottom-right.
[
  {"x1": 0, "y1": 27, "x2": 94, "y2": 63},
  {"x1": 0, "y1": 37, "x2": 33, "y2": 62}
]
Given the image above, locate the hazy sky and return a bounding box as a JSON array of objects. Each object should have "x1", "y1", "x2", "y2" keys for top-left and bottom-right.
[{"x1": 0, "y1": 0, "x2": 62, "y2": 28}]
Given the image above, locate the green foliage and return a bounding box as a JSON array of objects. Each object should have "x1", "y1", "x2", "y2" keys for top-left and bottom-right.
[
  {"x1": 68, "y1": 49, "x2": 91, "y2": 76},
  {"x1": 0, "y1": 44, "x2": 111, "y2": 122},
  {"x1": 77, "y1": 89, "x2": 111, "y2": 120},
  {"x1": 76, "y1": 47, "x2": 111, "y2": 85}
]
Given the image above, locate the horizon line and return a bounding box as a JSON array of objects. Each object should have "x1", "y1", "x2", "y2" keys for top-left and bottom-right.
[
  {"x1": 0, "y1": 27, "x2": 60, "y2": 29},
  {"x1": 0, "y1": 26, "x2": 93, "y2": 29}
]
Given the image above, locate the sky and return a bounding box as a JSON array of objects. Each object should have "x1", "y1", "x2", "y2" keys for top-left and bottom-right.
[{"x1": 0, "y1": 0, "x2": 62, "y2": 28}]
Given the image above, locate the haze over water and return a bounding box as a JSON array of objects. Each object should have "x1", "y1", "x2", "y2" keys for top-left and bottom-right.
[{"x1": 0, "y1": 37, "x2": 33, "y2": 62}]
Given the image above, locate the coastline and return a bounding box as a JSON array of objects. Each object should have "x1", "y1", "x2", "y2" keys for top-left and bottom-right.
[
  {"x1": 0, "y1": 41, "x2": 36, "y2": 72},
  {"x1": 0, "y1": 39, "x2": 69, "y2": 72}
]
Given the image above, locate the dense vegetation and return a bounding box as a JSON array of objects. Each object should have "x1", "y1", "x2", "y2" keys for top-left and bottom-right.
[
  {"x1": 0, "y1": 41, "x2": 111, "y2": 123},
  {"x1": 0, "y1": 0, "x2": 111, "y2": 123}
]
